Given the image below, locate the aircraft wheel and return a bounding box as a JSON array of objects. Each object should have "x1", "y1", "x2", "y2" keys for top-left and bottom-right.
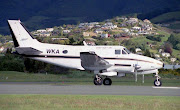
[
  {"x1": 154, "y1": 79, "x2": 162, "y2": 86},
  {"x1": 103, "y1": 78, "x2": 112, "y2": 85},
  {"x1": 94, "y1": 77, "x2": 103, "y2": 85}
]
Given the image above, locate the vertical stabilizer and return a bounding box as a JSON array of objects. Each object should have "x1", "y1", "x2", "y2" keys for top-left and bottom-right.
[{"x1": 8, "y1": 20, "x2": 38, "y2": 47}]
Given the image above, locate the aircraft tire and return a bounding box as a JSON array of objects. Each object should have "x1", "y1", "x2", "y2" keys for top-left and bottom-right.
[
  {"x1": 103, "y1": 78, "x2": 112, "y2": 85},
  {"x1": 94, "y1": 77, "x2": 103, "y2": 85},
  {"x1": 154, "y1": 79, "x2": 162, "y2": 86}
]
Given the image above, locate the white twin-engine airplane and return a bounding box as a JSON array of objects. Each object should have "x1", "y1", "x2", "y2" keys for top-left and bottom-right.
[{"x1": 8, "y1": 20, "x2": 164, "y2": 86}]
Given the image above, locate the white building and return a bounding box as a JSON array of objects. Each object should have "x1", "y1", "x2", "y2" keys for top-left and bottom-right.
[
  {"x1": 162, "y1": 52, "x2": 170, "y2": 57},
  {"x1": 83, "y1": 32, "x2": 90, "y2": 37},
  {"x1": 121, "y1": 28, "x2": 129, "y2": 33},
  {"x1": 143, "y1": 19, "x2": 151, "y2": 24},
  {"x1": 154, "y1": 54, "x2": 160, "y2": 58},
  {"x1": 39, "y1": 32, "x2": 51, "y2": 37},
  {"x1": 170, "y1": 58, "x2": 176, "y2": 62},
  {"x1": 0, "y1": 46, "x2": 5, "y2": 52},
  {"x1": 95, "y1": 29, "x2": 103, "y2": 34},
  {"x1": 46, "y1": 28, "x2": 54, "y2": 32},
  {"x1": 132, "y1": 26, "x2": 141, "y2": 31},
  {"x1": 37, "y1": 29, "x2": 46, "y2": 33},
  {"x1": 101, "y1": 33, "x2": 108, "y2": 38},
  {"x1": 63, "y1": 30, "x2": 71, "y2": 34},
  {"x1": 135, "y1": 48, "x2": 142, "y2": 53},
  {"x1": 103, "y1": 22, "x2": 117, "y2": 29}
]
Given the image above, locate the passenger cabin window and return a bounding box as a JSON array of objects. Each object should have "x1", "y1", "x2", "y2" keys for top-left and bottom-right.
[{"x1": 115, "y1": 50, "x2": 121, "y2": 54}]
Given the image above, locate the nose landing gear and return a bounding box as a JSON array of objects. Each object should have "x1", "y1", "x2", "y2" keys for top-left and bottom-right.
[
  {"x1": 154, "y1": 71, "x2": 162, "y2": 86},
  {"x1": 94, "y1": 75, "x2": 103, "y2": 85}
]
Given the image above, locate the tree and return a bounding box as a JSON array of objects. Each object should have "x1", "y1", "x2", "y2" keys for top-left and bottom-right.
[
  {"x1": 164, "y1": 43, "x2": 173, "y2": 54},
  {"x1": 168, "y1": 34, "x2": 180, "y2": 50},
  {"x1": 144, "y1": 49, "x2": 151, "y2": 57}
]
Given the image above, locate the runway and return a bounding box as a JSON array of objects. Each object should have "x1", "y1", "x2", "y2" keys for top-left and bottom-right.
[{"x1": 0, "y1": 82, "x2": 180, "y2": 96}]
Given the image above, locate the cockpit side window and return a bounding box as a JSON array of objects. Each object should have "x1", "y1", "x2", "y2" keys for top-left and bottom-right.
[
  {"x1": 123, "y1": 48, "x2": 130, "y2": 54},
  {"x1": 115, "y1": 50, "x2": 121, "y2": 54},
  {"x1": 122, "y1": 50, "x2": 127, "y2": 54}
]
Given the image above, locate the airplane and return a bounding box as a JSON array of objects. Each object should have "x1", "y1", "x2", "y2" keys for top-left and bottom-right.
[{"x1": 8, "y1": 20, "x2": 164, "y2": 86}]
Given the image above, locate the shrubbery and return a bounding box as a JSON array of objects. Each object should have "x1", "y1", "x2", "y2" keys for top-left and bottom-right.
[
  {"x1": 146, "y1": 35, "x2": 161, "y2": 42},
  {"x1": 0, "y1": 49, "x2": 69, "y2": 74}
]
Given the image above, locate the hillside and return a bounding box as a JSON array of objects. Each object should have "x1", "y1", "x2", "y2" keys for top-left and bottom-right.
[
  {"x1": 150, "y1": 11, "x2": 180, "y2": 23},
  {"x1": 149, "y1": 11, "x2": 180, "y2": 30},
  {"x1": 0, "y1": 0, "x2": 180, "y2": 35}
]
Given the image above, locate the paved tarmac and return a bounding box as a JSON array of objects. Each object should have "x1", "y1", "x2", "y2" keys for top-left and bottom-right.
[{"x1": 0, "y1": 82, "x2": 180, "y2": 96}]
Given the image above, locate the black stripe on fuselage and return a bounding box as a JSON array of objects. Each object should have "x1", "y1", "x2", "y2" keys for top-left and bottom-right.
[
  {"x1": 23, "y1": 55, "x2": 153, "y2": 63},
  {"x1": 114, "y1": 64, "x2": 131, "y2": 67}
]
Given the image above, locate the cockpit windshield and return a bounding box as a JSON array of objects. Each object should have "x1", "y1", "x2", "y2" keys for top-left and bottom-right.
[{"x1": 123, "y1": 48, "x2": 131, "y2": 54}]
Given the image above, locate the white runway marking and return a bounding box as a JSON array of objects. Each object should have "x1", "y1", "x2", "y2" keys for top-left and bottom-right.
[{"x1": 152, "y1": 86, "x2": 180, "y2": 89}]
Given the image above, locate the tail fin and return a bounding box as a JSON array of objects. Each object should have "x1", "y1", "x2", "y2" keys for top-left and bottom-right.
[{"x1": 8, "y1": 20, "x2": 38, "y2": 47}]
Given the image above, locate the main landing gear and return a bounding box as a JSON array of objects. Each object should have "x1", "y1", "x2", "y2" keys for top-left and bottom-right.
[
  {"x1": 154, "y1": 71, "x2": 162, "y2": 86},
  {"x1": 94, "y1": 75, "x2": 112, "y2": 85}
]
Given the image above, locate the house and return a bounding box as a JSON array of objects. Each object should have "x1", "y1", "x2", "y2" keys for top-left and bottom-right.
[
  {"x1": 37, "y1": 29, "x2": 46, "y2": 33},
  {"x1": 39, "y1": 32, "x2": 51, "y2": 37},
  {"x1": 126, "y1": 18, "x2": 138, "y2": 24},
  {"x1": 95, "y1": 28, "x2": 103, "y2": 34},
  {"x1": 132, "y1": 26, "x2": 141, "y2": 31},
  {"x1": 128, "y1": 32, "x2": 138, "y2": 36},
  {"x1": 102, "y1": 22, "x2": 117, "y2": 29},
  {"x1": 63, "y1": 30, "x2": 71, "y2": 34},
  {"x1": 0, "y1": 46, "x2": 5, "y2": 52},
  {"x1": 170, "y1": 58, "x2": 176, "y2": 62},
  {"x1": 159, "y1": 49, "x2": 163, "y2": 53},
  {"x1": 101, "y1": 33, "x2": 108, "y2": 38},
  {"x1": 83, "y1": 32, "x2": 90, "y2": 37},
  {"x1": 85, "y1": 41, "x2": 96, "y2": 46},
  {"x1": 121, "y1": 28, "x2": 129, "y2": 33},
  {"x1": 154, "y1": 54, "x2": 160, "y2": 58},
  {"x1": 143, "y1": 19, "x2": 151, "y2": 24},
  {"x1": 46, "y1": 28, "x2": 54, "y2": 32},
  {"x1": 135, "y1": 48, "x2": 142, "y2": 53},
  {"x1": 162, "y1": 52, "x2": 170, "y2": 57}
]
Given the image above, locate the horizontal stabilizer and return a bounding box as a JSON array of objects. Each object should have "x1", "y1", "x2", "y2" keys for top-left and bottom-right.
[
  {"x1": 80, "y1": 52, "x2": 112, "y2": 71},
  {"x1": 15, "y1": 47, "x2": 42, "y2": 55}
]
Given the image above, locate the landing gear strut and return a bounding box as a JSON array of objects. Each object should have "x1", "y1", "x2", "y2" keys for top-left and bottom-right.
[
  {"x1": 154, "y1": 71, "x2": 162, "y2": 86},
  {"x1": 94, "y1": 75, "x2": 103, "y2": 85}
]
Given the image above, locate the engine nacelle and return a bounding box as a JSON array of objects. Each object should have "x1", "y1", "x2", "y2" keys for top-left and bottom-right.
[
  {"x1": 117, "y1": 73, "x2": 126, "y2": 77},
  {"x1": 100, "y1": 72, "x2": 117, "y2": 76}
]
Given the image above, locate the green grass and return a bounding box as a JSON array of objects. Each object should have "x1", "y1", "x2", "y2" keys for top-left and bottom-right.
[
  {"x1": 0, "y1": 54, "x2": 4, "y2": 56},
  {"x1": 172, "y1": 49, "x2": 180, "y2": 60},
  {"x1": 0, "y1": 71, "x2": 180, "y2": 86},
  {"x1": 0, "y1": 95, "x2": 179, "y2": 110}
]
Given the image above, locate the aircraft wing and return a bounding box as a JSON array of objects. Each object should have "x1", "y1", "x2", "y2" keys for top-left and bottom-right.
[
  {"x1": 15, "y1": 47, "x2": 42, "y2": 55},
  {"x1": 80, "y1": 52, "x2": 112, "y2": 71}
]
